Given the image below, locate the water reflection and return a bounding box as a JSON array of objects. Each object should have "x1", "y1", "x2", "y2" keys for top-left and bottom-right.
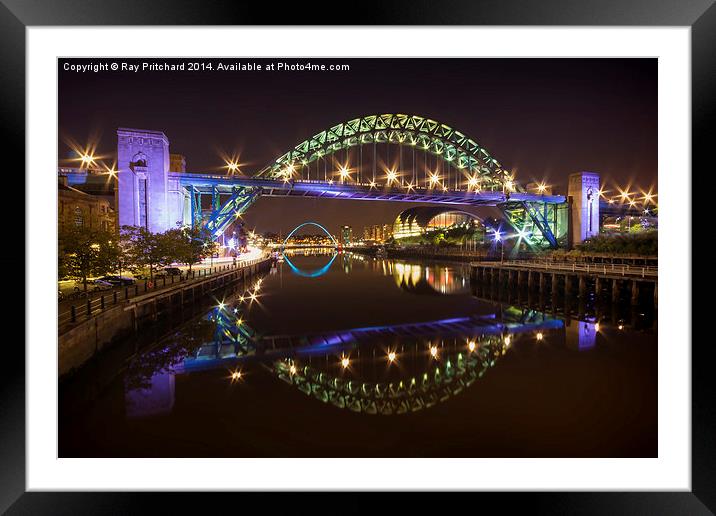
[
  {"x1": 566, "y1": 319, "x2": 597, "y2": 350},
  {"x1": 283, "y1": 251, "x2": 338, "y2": 278},
  {"x1": 390, "y1": 261, "x2": 471, "y2": 295},
  {"x1": 121, "y1": 254, "x2": 653, "y2": 420},
  {"x1": 63, "y1": 253, "x2": 656, "y2": 458},
  {"x1": 269, "y1": 313, "x2": 557, "y2": 415},
  {"x1": 123, "y1": 275, "x2": 565, "y2": 418}
]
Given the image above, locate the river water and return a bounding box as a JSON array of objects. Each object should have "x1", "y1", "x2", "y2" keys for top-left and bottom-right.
[{"x1": 59, "y1": 251, "x2": 657, "y2": 457}]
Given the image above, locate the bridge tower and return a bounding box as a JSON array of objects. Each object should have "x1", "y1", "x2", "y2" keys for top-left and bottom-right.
[
  {"x1": 117, "y1": 128, "x2": 183, "y2": 233},
  {"x1": 568, "y1": 171, "x2": 600, "y2": 246}
]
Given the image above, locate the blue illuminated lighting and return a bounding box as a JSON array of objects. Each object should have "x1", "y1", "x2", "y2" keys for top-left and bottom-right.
[
  {"x1": 282, "y1": 221, "x2": 338, "y2": 247},
  {"x1": 284, "y1": 253, "x2": 338, "y2": 278}
]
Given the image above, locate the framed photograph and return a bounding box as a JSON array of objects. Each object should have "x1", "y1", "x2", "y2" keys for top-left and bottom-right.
[{"x1": 7, "y1": 0, "x2": 707, "y2": 512}]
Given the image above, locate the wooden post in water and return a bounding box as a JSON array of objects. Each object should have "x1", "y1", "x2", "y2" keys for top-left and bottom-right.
[
  {"x1": 612, "y1": 279, "x2": 620, "y2": 303},
  {"x1": 631, "y1": 280, "x2": 640, "y2": 305}
]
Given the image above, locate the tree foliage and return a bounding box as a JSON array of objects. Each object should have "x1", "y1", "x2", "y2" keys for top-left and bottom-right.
[
  {"x1": 60, "y1": 224, "x2": 226, "y2": 285},
  {"x1": 579, "y1": 231, "x2": 658, "y2": 255},
  {"x1": 59, "y1": 226, "x2": 120, "y2": 291},
  {"x1": 168, "y1": 226, "x2": 218, "y2": 271},
  {"x1": 120, "y1": 225, "x2": 173, "y2": 280}
]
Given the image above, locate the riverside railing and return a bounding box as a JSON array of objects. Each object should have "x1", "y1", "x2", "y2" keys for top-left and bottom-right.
[
  {"x1": 58, "y1": 256, "x2": 268, "y2": 328},
  {"x1": 474, "y1": 259, "x2": 658, "y2": 278}
]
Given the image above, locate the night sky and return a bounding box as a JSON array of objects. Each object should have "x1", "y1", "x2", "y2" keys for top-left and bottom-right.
[{"x1": 58, "y1": 58, "x2": 656, "y2": 235}]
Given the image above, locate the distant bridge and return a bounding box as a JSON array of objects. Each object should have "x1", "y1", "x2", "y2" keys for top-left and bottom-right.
[{"x1": 281, "y1": 221, "x2": 338, "y2": 248}]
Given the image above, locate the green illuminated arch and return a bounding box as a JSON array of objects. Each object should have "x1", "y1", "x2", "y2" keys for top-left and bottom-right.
[
  {"x1": 255, "y1": 113, "x2": 511, "y2": 190},
  {"x1": 272, "y1": 337, "x2": 504, "y2": 415}
]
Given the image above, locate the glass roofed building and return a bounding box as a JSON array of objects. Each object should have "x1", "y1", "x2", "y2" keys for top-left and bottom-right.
[{"x1": 392, "y1": 207, "x2": 485, "y2": 243}]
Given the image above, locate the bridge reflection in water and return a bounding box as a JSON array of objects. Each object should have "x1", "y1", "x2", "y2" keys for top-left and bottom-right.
[
  {"x1": 58, "y1": 252, "x2": 652, "y2": 458},
  {"x1": 283, "y1": 252, "x2": 338, "y2": 278},
  {"x1": 124, "y1": 276, "x2": 564, "y2": 418}
]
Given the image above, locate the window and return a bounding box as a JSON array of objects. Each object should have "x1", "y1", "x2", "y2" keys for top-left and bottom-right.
[
  {"x1": 131, "y1": 151, "x2": 148, "y2": 168},
  {"x1": 74, "y1": 206, "x2": 84, "y2": 227}
]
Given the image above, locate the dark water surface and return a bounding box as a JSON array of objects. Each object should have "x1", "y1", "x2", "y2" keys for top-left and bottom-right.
[{"x1": 59, "y1": 252, "x2": 657, "y2": 457}]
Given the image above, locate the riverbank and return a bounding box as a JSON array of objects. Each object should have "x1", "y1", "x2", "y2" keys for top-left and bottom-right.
[
  {"x1": 347, "y1": 245, "x2": 657, "y2": 266},
  {"x1": 58, "y1": 257, "x2": 273, "y2": 378},
  {"x1": 347, "y1": 246, "x2": 493, "y2": 263}
]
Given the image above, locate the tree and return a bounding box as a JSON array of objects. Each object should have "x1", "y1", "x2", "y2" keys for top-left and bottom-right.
[
  {"x1": 59, "y1": 226, "x2": 120, "y2": 292},
  {"x1": 120, "y1": 225, "x2": 172, "y2": 280},
  {"x1": 169, "y1": 225, "x2": 217, "y2": 272}
]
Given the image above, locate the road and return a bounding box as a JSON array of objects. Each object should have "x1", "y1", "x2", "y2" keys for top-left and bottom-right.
[{"x1": 58, "y1": 255, "x2": 268, "y2": 325}]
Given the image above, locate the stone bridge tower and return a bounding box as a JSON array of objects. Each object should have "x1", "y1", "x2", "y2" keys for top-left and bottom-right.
[
  {"x1": 117, "y1": 128, "x2": 182, "y2": 233},
  {"x1": 568, "y1": 171, "x2": 600, "y2": 246}
]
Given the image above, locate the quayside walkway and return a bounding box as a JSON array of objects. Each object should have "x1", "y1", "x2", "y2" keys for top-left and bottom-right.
[
  {"x1": 470, "y1": 259, "x2": 658, "y2": 307},
  {"x1": 58, "y1": 256, "x2": 273, "y2": 376}
]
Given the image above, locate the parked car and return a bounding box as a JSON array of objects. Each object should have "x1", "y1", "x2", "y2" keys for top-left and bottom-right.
[
  {"x1": 97, "y1": 275, "x2": 136, "y2": 286},
  {"x1": 91, "y1": 279, "x2": 114, "y2": 291},
  {"x1": 156, "y1": 267, "x2": 182, "y2": 277}
]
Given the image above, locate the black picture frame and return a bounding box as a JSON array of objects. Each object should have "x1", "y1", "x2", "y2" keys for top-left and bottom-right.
[{"x1": 4, "y1": 0, "x2": 706, "y2": 512}]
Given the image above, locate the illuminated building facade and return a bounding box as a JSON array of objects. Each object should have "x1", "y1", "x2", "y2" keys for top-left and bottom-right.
[
  {"x1": 340, "y1": 225, "x2": 353, "y2": 245},
  {"x1": 58, "y1": 178, "x2": 116, "y2": 233},
  {"x1": 363, "y1": 224, "x2": 392, "y2": 243},
  {"x1": 392, "y1": 207, "x2": 484, "y2": 242}
]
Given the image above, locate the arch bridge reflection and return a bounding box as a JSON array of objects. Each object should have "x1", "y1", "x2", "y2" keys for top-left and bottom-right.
[{"x1": 125, "y1": 289, "x2": 563, "y2": 418}]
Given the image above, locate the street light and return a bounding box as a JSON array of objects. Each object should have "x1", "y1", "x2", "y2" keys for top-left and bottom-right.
[
  {"x1": 386, "y1": 169, "x2": 398, "y2": 185},
  {"x1": 428, "y1": 172, "x2": 441, "y2": 188},
  {"x1": 494, "y1": 230, "x2": 504, "y2": 263},
  {"x1": 80, "y1": 153, "x2": 95, "y2": 168}
]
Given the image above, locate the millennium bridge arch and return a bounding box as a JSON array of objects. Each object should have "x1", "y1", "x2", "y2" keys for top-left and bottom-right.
[
  {"x1": 282, "y1": 221, "x2": 338, "y2": 248},
  {"x1": 280, "y1": 222, "x2": 339, "y2": 278}
]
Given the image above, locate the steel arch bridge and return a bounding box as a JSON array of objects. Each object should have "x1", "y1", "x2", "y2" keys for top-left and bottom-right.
[
  {"x1": 255, "y1": 113, "x2": 508, "y2": 187},
  {"x1": 282, "y1": 221, "x2": 338, "y2": 248},
  {"x1": 164, "y1": 114, "x2": 569, "y2": 248}
]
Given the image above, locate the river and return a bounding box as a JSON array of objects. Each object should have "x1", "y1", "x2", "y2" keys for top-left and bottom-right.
[{"x1": 59, "y1": 251, "x2": 657, "y2": 457}]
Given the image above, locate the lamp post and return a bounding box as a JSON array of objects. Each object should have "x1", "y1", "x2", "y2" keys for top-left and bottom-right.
[{"x1": 494, "y1": 231, "x2": 504, "y2": 263}]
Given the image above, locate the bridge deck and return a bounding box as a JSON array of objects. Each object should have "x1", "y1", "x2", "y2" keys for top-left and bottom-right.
[
  {"x1": 176, "y1": 313, "x2": 564, "y2": 372},
  {"x1": 171, "y1": 173, "x2": 567, "y2": 206}
]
